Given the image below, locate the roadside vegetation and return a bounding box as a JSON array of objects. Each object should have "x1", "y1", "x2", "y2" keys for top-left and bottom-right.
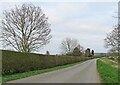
[
  {"x1": 97, "y1": 58, "x2": 119, "y2": 84},
  {"x1": 0, "y1": 79, "x2": 1, "y2": 83},
  {"x1": 2, "y1": 61, "x2": 83, "y2": 83},
  {"x1": 2, "y1": 50, "x2": 94, "y2": 83}
]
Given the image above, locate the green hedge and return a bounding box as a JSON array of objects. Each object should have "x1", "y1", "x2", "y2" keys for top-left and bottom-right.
[{"x1": 2, "y1": 50, "x2": 91, "y2": 75}]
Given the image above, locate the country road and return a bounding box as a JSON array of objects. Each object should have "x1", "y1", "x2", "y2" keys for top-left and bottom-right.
[{"x1": 8, "y1": 59, "x2": 100, "y2": 83}]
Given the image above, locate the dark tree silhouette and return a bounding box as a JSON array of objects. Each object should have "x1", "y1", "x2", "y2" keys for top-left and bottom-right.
[
  {"x1": 85, "y1": 48, "x2": 91, "y2": 57},
  {"x1": 1, "y1": 4, "x2": 52, "y2": 52},
  {"x1": 73, "y1": 47, "x2": 81, "y2": 56},
  {"x1": 91, "y1": 50, "x2": 94, "y2": 56},
  {"x1": 46, "y1": 51, "x2": 50, "y2": 55}
]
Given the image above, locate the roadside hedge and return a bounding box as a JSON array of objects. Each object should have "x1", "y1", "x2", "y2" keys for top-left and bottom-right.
[{"x1": 2, "y1": 50, "x2": 92, "y2": 75}]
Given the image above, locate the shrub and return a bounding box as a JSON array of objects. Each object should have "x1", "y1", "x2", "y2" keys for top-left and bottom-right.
[
  {"x1": 2, "y1": 50, "x2": 92, "y2": 75},
  {"x1": 73, "y1": 47, "x2": 81, "y2": 56}
]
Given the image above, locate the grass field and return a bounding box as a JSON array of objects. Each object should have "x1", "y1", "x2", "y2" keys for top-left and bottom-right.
[
  {"x1": 97, "y1": 58, "x2": 119, "y2": 84},
  {"x1": 0, "y1": 76, "x2": 1, "y2": 83},
  {"x1": 2, "y1": 60, "x2": 85, "y2": 83},
  {"x1": 101, "y1": 58, "x2": 118, "y2": 68}
]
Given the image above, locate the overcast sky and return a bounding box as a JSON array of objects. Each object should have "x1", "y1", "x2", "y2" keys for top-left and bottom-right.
[{"x1": 0, "y1": 0, "x2": 119, "y2": 54}]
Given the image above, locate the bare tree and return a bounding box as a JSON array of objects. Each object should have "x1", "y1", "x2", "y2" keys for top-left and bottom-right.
[
  {"x1": 104, "y1": 27, "x2": 119, "y2": 54},
  {"x1": 60, "y1": 37, "x2": 82, "y2": 54},
  {"x1": 1, "y1": 4, "x2": 52, "y2": 52}
]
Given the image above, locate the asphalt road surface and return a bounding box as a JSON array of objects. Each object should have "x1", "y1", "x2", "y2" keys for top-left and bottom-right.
[{"x1": 8, "y1": 59, "x2": 100, "y2": 83}]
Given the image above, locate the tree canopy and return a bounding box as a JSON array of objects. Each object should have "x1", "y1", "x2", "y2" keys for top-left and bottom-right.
[{"x1": 1, "y1": 4, "x2": 52, "y2": 52}]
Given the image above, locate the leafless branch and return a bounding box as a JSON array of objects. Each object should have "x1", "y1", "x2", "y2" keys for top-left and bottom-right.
[{"x1": 1, "y1": 4, "x2": 52, "y2": 52}]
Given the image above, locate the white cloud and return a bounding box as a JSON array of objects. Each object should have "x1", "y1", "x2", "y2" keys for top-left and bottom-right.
[
  {"x1": 43, "y1": 2, "x2": 89, "y2": 25},
  {"x1": 65, "y1": 21, "x2": 113, "y2": 33},
  {"x1": 43, "y1": 9, "x2": 64, "y2": 25},
  {"x1": 0, "y1": 0, "x2": 119, "y2": 2},
  {"x1": 42, "y1": 2, "x2": 114, "y2": 36},
  {"x1": 55, "y1": 3, "x2": 88, "y2": 15}
]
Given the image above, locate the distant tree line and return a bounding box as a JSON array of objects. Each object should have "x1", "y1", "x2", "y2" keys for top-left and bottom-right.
[
  {"x1": 85, "y1": 48, "x2": 94, "y2": 57},
  {"x1": 60, "y1": 37, "x2": 94, "y2": 57}
]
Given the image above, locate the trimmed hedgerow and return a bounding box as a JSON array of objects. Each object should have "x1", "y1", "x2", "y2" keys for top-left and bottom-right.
[{"x1": 2, "y1": 50, "x2": 91, "y2": 75}]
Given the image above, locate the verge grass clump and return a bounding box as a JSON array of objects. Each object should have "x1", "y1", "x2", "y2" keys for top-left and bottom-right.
[{"x1": 97, "y1": 59, "x2": 119, "y2": 84}]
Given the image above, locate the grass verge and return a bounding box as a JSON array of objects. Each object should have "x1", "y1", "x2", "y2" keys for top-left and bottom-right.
[
  {"x1": 2, "y1": 60, "x2": 87, "y2": 83},
  {"x1": 97, "y1": 58, "x2": 119, "y2": 84},
  {"x1": 0, "y1": 77, "x2": 2, "y2": 83},
  {"x1": 101, "y1": 58, "x2": 118, "y2": 68}
]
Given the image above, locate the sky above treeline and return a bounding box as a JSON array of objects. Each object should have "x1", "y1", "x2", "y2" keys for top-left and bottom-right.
[{"x1": 0, "y1": 0, "x2": 119, "y2": 54}]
